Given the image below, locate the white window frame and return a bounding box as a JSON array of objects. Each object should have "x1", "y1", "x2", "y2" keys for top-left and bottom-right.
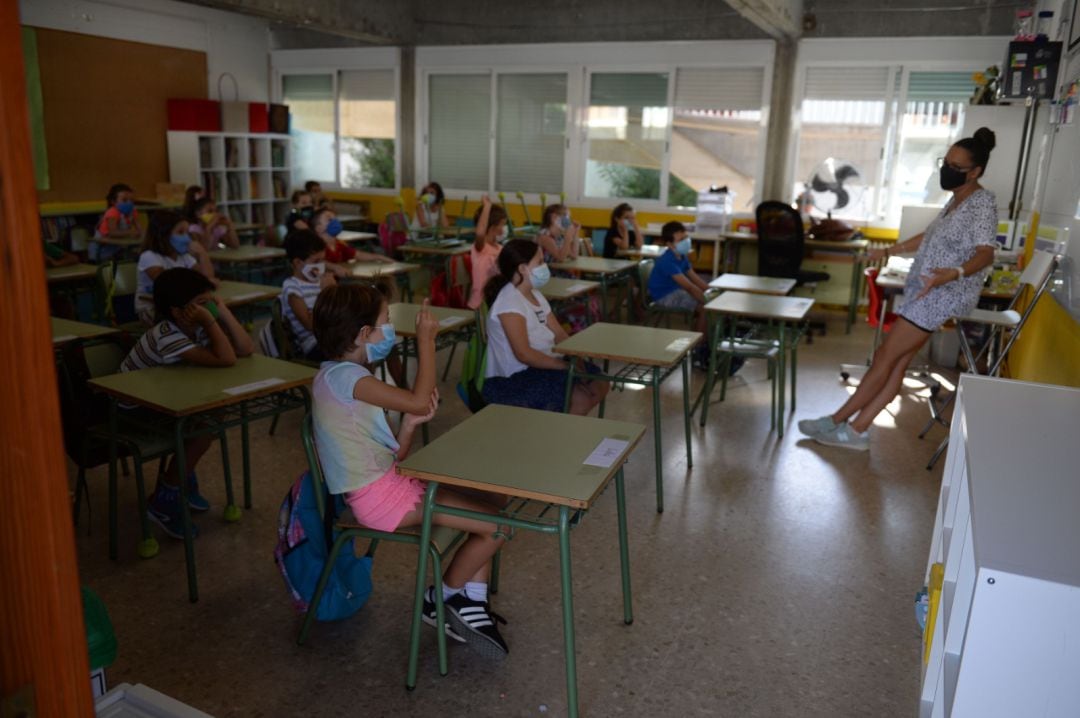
[
  {"x1": 789, "y1": 37, "x2": 1010, "y2": 226},
  {"x1": 271, "y1": 47, "x2": 402, "y2": 195},
  {"x1": 416, "y1": 41, "x2": 774, "y2": 211}
]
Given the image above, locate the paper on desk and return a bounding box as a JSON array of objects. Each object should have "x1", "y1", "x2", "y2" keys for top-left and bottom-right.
[
  {"x1": 664, "y1": 337, "x2": 694, "y2": 353},
  {"x1": 566, "y1": 283, "x2": 593, "y2": 292},
  {"x1": 439, "y1": 316, "x2": 465, "y2": 327},
  {"x1": 583, "y1": 437, "x2": 630, "y2": 468},
  {"x1": 222, "y1": 377, "x2": 285, "y2": 395}
]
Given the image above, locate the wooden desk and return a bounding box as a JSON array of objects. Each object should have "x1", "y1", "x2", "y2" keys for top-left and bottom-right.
[
  {"x1": 51, "y1": 317, "x2": 119, "y2": 346},
  {"x1": 399, "y1": 240, "x2": 470, "y2": 285},
  {"x1": 337, "y1": 230, "x2": 378, "y2": 244},
  {"x1": 541, "y1": 277, "x2": 600, "y2": 301},
  {"x1": 699, "y1": 291, "x2": 814, "y2": 437},
  {"x1": 215, "y1": 280, "x2": 281, "y2": 308},
  {"x1": 398, "y1": 404, "x2": 645, "y2": 718},
  {"x1": 617, "y1": 244, "x2": 664, "y2": 260},
  {"x1": 209, "y1": 245, "x2": 286, "y2": 283},
  {"x1": 719, "y1": 231, "x2": 869, "y2": 333},
  {"x1": 89, "y1": 355, "x2": 315, "y2": 601},
  {"x1": 556, "y1": 322, "x2": 701, "y2": 513},
  {"x1": 346, "y1": 261, "x2": 420, "y2": 301},
  {"x1": 708, "y1": 273, "x2": 796, "y2": 296},
  {"x1": 46, "y1": 263, "x2": 98, "y2": 284},
  {"x1": 548, "y1": 257, "x2": 638, "y2": 323}
]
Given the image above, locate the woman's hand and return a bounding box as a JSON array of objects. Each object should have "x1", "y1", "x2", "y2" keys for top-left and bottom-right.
[
  {"x1": 916, "y1": 268, "x2": 961, "y2": 299},
  {"x1": 404, "y1": 388, "x2": 439, "y2": 428}
]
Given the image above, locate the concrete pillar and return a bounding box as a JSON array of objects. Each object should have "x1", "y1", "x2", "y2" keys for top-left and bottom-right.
[
  {"x1": 762, "y1": 39, "x2": 797, "y2": 203},
  {"x1": 400, "y1": 46, "x2": 416, "y2": 189}
]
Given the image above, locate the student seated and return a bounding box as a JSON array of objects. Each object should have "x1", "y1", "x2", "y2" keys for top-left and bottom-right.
[
  {"x1": 305, "y1": 180, "x2": 328, "y2": 209},
  {"x1": 182, "y1": 185, "x2": 205, "y2": 219},
  {"x1": 312, "y1": 286, "x2": 510, "y2": 656},
  {"x1": 648, "y1": 221, "x2": 709, "y2": 333},
  {"x1": 282, "y1": 230, "x2": 335, "y2": 361},
  {"x1": 121, "y1": 268, "x2": 254, "y2": 538},
  {"x1": 285, "y1": 190, "x2": 314, "y2": 235},
  {"x1": 536, "y1": 203, "x2": 580, "y2": 263},
  {"x1": 91, "y1": 183, "x2": 141, "y2": 262},
  {"x1": 468, "y1": 194, "x2": 507, "y2": 310},
  {"x1": 603, "y1": 202, "x2": 643, "y2": 259},
  {"x1": 312, "y1": 207, "x2": 392, "y2": 269},
  {"x1": 188, "y1": 197, "x2": 239, "y2": 250},
  {"x1": 414, "y1": 181, "x2": 451, "y2": 229},
  {"x1": 482, "y1": 239, "x2": 609, "y2": 415},
  {"x1": 43, "y1": 239, "x2": 79, "y2": 268},
  {"x1": 136, "y1": 211, "x2": 217, "y2": 325}
]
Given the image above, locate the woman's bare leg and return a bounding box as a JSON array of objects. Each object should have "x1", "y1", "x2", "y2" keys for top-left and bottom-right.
[
  {"x1": 849, "y1": 345, "x2": 923, "y2": 433},
  {"x1": 832, "y1": 319, "x2": 931, "y2": 424}
]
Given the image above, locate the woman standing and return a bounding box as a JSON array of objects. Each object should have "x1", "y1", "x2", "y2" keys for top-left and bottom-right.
[{"x1": 800, "y1": 128, "x2": 998, "y2": 452}]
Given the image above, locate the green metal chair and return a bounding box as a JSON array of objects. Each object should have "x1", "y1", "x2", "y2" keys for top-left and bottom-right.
[
  {"x1": 297, "y1": 414, "x2": 468, "y2": 679},
  {"x1": 97, "y1": 260, "x2": 147, "y2": 338},
  {"x1": 267, "y1": 298, "x2": 320, "y2": 436},
  {"x1": 638, "y1": 260, "x2": 696, "y2": 329}
]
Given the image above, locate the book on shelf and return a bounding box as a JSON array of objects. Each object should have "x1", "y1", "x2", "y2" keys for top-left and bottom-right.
[
  {"x1": 226, "y1": 139, "x2": 239, "y2": 168},
  {"x1": 201, "y1": 172, "x2": 221, "y2": 202},
  {"x1": 198, "y1": 138, "x2": 213, "y2": 168},
  {"x1": 270, "y1": 143, "x2": 285, "y2": 168},
  {"x1": 272, "y1": 175, "x2": 286, "y2": 199},
  {"x1": 226, "y1": 173, "x2": 243, "y2": 201},
  {"x1": 249, "y1": 138, "x2": 259, "y2": 167}
]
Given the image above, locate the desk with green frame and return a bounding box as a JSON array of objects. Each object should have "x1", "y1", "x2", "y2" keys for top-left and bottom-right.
[
  {"x1": 719, "y1": 232, "x2": 868, "y2": 333},
  {"x1": 556, "y1": 322, "x2": 701, "y2": 513},
  {"x1": 209, "y1": 245, "x2": 286, "y2": 283},
  {"x1": 389, "y1": 302, "x2": 475, "y2": 408},
  {"x1": 88, "y1": 355, "x2": 315, "y2": 601},
  {"x1": 398, "y1": 239, "x2": 470, "y2": 287},
  {"x1": 548, "y1": 256, "x2": 638, "y2": 323},
  {"x1": 697, "y1": 291, "x2": 813, "y2": 438},
  {"x1": 51, "y1": 317, "x2": 121, "y2": 347},
  {"x1": 345, "y1": 261, "x2": 421, "y2": 302},
  {"x1": 541, "y1": 277, "x2": 601, "y2": 326},
  {"x1": 398, "y1": 404, "x2": 645, "y2": 718},
  {"x1": 47, "y1": 263, "x2": 101, "y2": 319}
]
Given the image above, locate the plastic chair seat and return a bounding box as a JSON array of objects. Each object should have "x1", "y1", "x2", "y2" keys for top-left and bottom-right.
[
  {"x1": 796, "y1": 269, "x2": 830, "y2": 285},
  {"x1": 336, "y1": 519, "x2": 463, "y2": 554},
  {"x1": 960, "y1": 307, "x2": 1021, "y2": 327}
]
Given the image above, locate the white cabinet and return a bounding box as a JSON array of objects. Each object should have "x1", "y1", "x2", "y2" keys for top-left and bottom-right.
[
  {"x1": 920, "y1": 375, "x2": 1080, "y2": 718},
  {"x1": 167, "y1": 131, "x2": 293, "y2": 227}
]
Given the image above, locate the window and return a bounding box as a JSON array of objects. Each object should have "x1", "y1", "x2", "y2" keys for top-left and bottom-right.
[
  {"x1": 338, "y1": 70, "x2": 396, "y2": 189},
  {"x1": 585, "y1": 73, "x2": 670, "y2": 200},
  {"x1": 496, "y1": 73, "x2": 567, "y2": 194},
  {"x1": 794, "y1": 66, "x2": 892, "y2": 221},
  {"x1": 428, "y1": 74, "x2": 492, "y2": 191},
  {"x1": 670, "y1": 68, "x2": 765, "y2": 208},
  {"x1": 282, "y1": 74, "x2": 335, "y2": 185},
  {"x1": 889, "y1": 72, "x2": 970, "y2": 218}
]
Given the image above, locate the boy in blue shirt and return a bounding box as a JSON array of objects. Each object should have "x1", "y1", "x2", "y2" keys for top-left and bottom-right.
[{"x1": 648, "y1": 221, "x2": 709, "y2": 333}]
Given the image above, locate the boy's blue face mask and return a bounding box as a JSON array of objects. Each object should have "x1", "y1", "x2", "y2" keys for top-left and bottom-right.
[
  {"x1": 675, "y1": 237, "x2": 693, "y2": 256},
  {"x1": 326, "y1": 218, "x2": 344, "y2": 237},
  {"x1": 365, "y1": 324, "x2": 397, "y2": 363}
]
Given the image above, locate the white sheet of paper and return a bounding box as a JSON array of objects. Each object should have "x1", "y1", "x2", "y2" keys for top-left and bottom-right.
[
  {"x1": 665, "y1": 337, "x2": 694, "y2": 353},
  {"x1": 439, "y1": 316, "x2": 465, "y2": 327},
  {"x1": 582, "y1": 437, "x2": 630, "y2": 468},
  {"x1": 222, "y1": 377, "x2": 285, "y2": 396}
]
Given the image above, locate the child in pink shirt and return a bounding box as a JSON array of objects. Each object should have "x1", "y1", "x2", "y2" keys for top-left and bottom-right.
[
  {"x1": 468, "y1": 194, "x2": 508, "y2": 309},
  {"x1": 92, "y1": 183, "x2": 141, "y2": 261}
]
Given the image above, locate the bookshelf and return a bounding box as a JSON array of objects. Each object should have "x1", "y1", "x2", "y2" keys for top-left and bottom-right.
[
  {"x1": 166, "y1": 131, "x2": 293, "y2": 228},
  {"x1": 920, "y1": 375, "x2": 1080, "y2": 717}
]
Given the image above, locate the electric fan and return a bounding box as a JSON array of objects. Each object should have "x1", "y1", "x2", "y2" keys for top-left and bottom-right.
[{"x1": 803, "y1": 158, "x2": 866, "y2": 217}]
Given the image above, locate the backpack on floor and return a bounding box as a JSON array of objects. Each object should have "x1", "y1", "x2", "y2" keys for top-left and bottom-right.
[{"x1": 274, "y1": 471, "x2": 373, "y2": 622}]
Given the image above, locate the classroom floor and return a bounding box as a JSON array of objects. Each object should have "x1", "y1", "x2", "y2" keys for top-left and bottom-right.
[{"x1": 75, "y1": 310, "x2": 950, "y2": 717}]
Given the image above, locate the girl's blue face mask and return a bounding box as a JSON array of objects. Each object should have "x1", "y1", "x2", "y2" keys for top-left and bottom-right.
[
  {"x1": 170, "y1": 233, "x2": 192, "y2": 255},
  {"x1": 621, "y1": 218, "x2": 631, "y2": 230},
  {"x1": 365, "y1": 323, "x2": 397, "y2": 363},
  {"x1": 530, "y1": 263, "x2": 551, "y2": 289},
  {"x1": 326, "y1": 218, "x2": 344, "y2": 237},
  {"x1": 560, "y1": 215, "x2": 571, "y2": 230}
]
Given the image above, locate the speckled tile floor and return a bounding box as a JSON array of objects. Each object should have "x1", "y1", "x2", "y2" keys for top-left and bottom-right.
[{"x1": 75, "y1": 310, "x2": 951, "y2": 717}]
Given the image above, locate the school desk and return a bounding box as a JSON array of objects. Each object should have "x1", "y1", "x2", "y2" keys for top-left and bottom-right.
[
  {"x1": 399, "y1": 239, "x2": 470, "y2": 286},
  {"x1": 344, "y1": 261, "x2": 420, "y2": 302},
  {"x1": 719, "y1": 231, "x2": 869, "y2": 334},
  {"x1": 398, "y1": 404, "x2": 645, "y2": 718},
  {"x1": 50, "y1": 317, "x2": 120, "y2": 346},
  {"x1": 215, "y1": 280, "x2": 281, "y2": 308},
  {"x1": 46, "y1": 263, "x2": 98, "y2": 284},
  {"x1": 548, "y1": 256, "x2": 638, "y2": 323},
  {"x1": 707, "y1": 273, "x2": 796, "y2": 296},
  {"x1": 208, "y1": 245, "x2": 286, "y2": 283},
  {"x1": 88, "y1": 355, "x2": 314, "y2": 602},
  {"x1": 93, "y1": 235, "x2": 142, "y2": 259},
  {"x1": 542, "y1": 277, "x2": 601, "y2": 326},
  {"x1": 336, "y1": 230, "x2": 378, "y2": 244},
  {"x1": 556, "y1": 322, "x2": 701, "y2": 513},
  {"x1": 389, "y1": 302, "x2": 475, "y2": 416},
  {"x1": 698, "y1": 291, "x2": 814, "y2": 437},
  {"x1": 616, "y1": 244, "x2": 664, "y2": 260}
]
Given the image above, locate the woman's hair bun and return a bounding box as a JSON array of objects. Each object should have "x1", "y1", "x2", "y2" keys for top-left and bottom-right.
[{"x1": 973, "y1": 127, "x2": 996, "y2": 152}]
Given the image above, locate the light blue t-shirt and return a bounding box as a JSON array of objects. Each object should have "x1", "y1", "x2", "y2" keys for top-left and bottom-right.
[{"x1": 312, "y1": 361, "x2": 400, "y2": 494}]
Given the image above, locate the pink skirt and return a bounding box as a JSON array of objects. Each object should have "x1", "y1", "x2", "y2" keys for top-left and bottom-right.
[{"x1": 343, "y1": 464, "x2": 426, "y2": 532}]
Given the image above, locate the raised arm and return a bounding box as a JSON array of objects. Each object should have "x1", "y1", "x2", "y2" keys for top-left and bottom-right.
[{"x1": 353, "y1": 301, "x2": 439, "y2": 415}]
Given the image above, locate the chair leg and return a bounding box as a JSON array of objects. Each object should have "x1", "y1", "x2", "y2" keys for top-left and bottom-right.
[
  {"x1": 490, "y1": 549, "x2": 501, "y2": 595},
  {"x1": 926, "y1": 436, "x2": 950, "y2": 470},
  {"x1": 132, "y1": 457, "x2": 159, "y2": 559},
  {"x1": 429, "y1": 547, "x2": 450, "y2": 677},
  {"x1": 268, "y1": 413, "x2": 280, "y2": 437},
  {"x1": 218, "y1": 431, "x2": 239, "y2": 520},
  {"x1": 441, "y1": 341, "x2": 458, "y2": 382},
  {"x1": 365, "y1": 538, "x2": 381, "y2": 558}
]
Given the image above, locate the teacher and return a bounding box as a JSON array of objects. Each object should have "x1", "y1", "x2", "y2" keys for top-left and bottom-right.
[{"x1": 800, "y1": 127, "x2": 999, "y2": 452}]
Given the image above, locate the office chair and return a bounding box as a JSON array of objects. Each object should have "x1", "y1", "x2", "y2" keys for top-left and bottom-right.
[{"x1": 756, "y1": 201, "x2": 829, "y2": 341}]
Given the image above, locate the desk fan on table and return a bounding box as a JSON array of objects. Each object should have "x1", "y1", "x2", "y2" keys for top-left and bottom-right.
[{"x1": 801, "y1": 158, "x2": 867, "y2": 218}]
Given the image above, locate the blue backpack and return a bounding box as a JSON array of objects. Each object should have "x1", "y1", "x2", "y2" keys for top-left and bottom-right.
[{"x1": 274, "y1": 471, "x2": 373, "y2": 622}]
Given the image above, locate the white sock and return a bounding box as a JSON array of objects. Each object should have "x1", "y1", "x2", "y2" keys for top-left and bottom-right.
[
  {"x1": 442, "y1": 583, "x2": 462, "y2": 600},
  {"x1": 464, "y1": 581, "x2": 488, "y2": 603}
]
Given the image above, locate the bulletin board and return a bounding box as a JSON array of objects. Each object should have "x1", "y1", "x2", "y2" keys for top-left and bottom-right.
[{"x1": 29, "y1": 27, "x2": 208, "y2": 203}]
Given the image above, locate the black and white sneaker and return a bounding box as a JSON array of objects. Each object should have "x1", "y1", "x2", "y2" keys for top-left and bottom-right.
[
  {"x1": 444, "y1": 592, "x2": 509, "y2": 659},
  {"x1": 422, "y1": 587, "x2": 466, "y2": 643}
]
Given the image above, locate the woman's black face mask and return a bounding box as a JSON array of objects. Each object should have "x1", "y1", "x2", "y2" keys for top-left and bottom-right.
[{"x1": 939, "y1": 164, "x2": 970, "y2": 191}]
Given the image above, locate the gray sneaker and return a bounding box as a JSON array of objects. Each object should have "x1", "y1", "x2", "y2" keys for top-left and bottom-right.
[
  {"x1": 813, "y1": 423, "x2": 870, "y2": 451},
  {"x1": 798, "y1": 415, "x2": 837, "y2": 437}
]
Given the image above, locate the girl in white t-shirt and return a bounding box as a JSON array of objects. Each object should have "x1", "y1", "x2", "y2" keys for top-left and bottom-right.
[
  {"x1": 482, "y1": 239, "x2": 608, "y2": 415},
  {"x1": 136, "y1": 211, "x2": 218, "y2": 325}
]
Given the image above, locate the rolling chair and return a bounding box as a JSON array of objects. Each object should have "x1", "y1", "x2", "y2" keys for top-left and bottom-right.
[{"x1": 755, "y1": 201, "x2": 829, "y2": 341}]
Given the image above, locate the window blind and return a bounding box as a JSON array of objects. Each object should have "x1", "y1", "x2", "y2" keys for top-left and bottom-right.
[
  {"x1": 282, "y1": 74, "x2": 333, "y2": 100},
  {"x1": 589, "y1": 73, "x2": 669, "y2": 107},
  {"x1": 804, "y1": 66, "x2": 890, "y2": 100},
  {"x1": 428, "y1": 74, "x2": 491, "y2": 191},
  {"x1": 496, "y1": 73, "x2": 566, "y2": 194},
  {"x1": 674, "y1": 67, "x2": 765, "y2": 111},
  {"x1": 339, "y1": 69, "x2": 394, "y2": 101},
  {"x1": 906, "y1": 71, "x2": 974, "y2": 102}
]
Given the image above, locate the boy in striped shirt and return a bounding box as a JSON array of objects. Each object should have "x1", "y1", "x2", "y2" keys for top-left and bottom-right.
[
  {"x1": 121, "y1": 268, "x2": 254, "y2": 538},
  {"x1": 282, "y1": 230, "x2": 335, "y2": 361}
]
